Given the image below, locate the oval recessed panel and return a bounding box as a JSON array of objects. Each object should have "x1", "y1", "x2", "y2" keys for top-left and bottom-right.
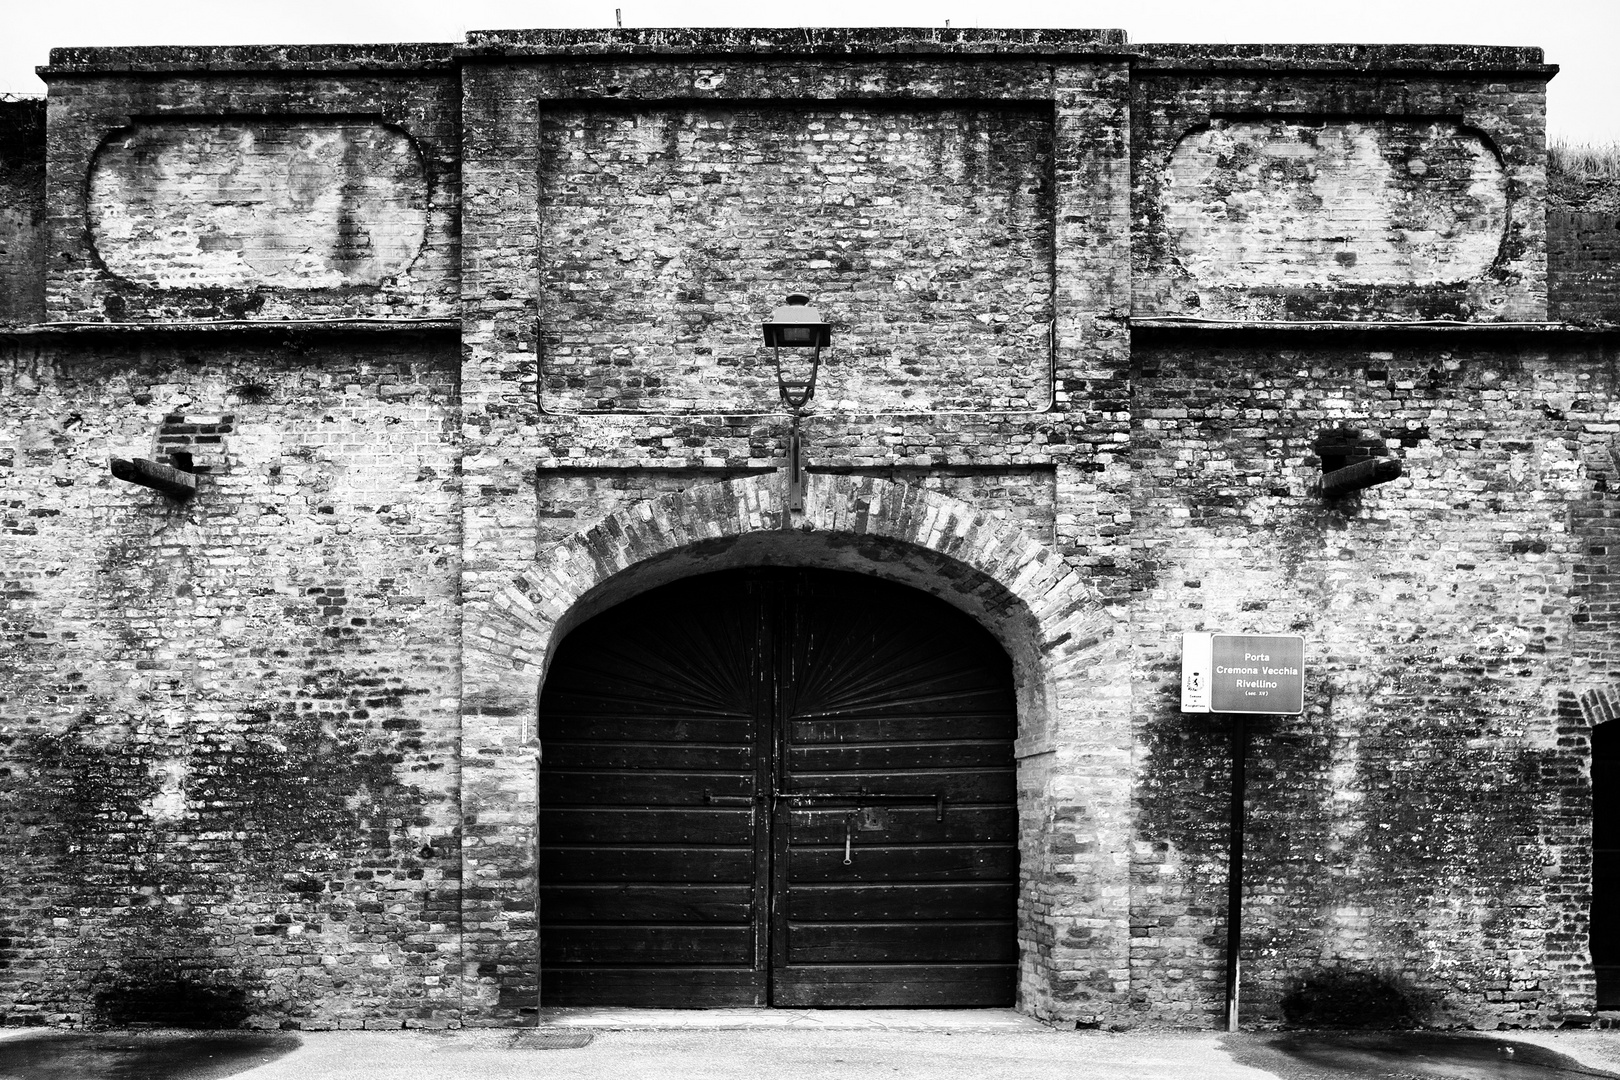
[
  {"x1": 1165, "y1": 120, "x2": 1507, "y2": 287},
  {"x1": 89, "y1": 120, "x2": 428, "y2": 290}
]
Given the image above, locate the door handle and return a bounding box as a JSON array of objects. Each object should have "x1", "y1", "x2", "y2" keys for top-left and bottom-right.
[{"x1": 704, "y1": 791, "x2": 754, "y2": 806}]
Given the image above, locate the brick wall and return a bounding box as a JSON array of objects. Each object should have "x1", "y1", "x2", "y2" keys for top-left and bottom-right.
[
  {"x1": 88, "y1": 120, "x2": 430, "y2": 293},
  {"x1": 40, "y1": 50, "x2": 460, "y2": 323},
  {"x1": 0, "y1": 100, "x2": 44, "y2": 325},
  {"x1": 4, "y1": 31, "x2": 1616, "y2": 1033},
  {"x1": 1129, "y1": 330, "x2": 1614, "y2": 1027},
  {"x1": 538, "y1": 103, "x2": 1053, "y2": 413},
  {"x1": 0, "y1": 330, "x2": 462, "y2": 1027},
  {"x1": 1164, "y1": 120, "x2": 1507, "y2": 289},
  {"x1": 1550, "y1": 213, "x2": 1620, "y2": 325},
  {"x1": 1132, "y1": 49, "x2": 1550, "y2": 322},
  {"x1": 452, "y1": 45, "x2": 1139, "y2": 1025}
]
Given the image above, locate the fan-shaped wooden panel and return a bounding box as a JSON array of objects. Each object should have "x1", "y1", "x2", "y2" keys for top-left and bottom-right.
[{"x1": 537, "y1": 569, "x2": 1016, "y2": 1007}]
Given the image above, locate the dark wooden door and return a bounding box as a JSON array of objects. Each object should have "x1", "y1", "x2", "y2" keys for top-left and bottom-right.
[
  {"x1": 770, "y1": 571, "x2": 1019, "y2": 1006},
  {"x1": 1596, "y1": 722, "x2": 1620, "y2": 1008},
  {"x1": 538, "y1": 568, "x2": 1016, "y2": 1007}
]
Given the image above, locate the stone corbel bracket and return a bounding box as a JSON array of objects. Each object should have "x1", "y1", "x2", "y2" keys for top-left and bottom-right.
[
  {"x1": 1316, "y1": 426, "x2": 1402, "y2": 500},
  {"x1": 110, "y1": 456, "x2": 199, "y2": 500}
]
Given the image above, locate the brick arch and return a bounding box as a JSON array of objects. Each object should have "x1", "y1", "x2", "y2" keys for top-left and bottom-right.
[
  {"x1": 460, "y1": 473, "x2": 1131, "y2": 1025},
  {"x1": 1587, "y1": 689, "x2": 1620, "y2": 1013},
  {"x1": 1580, "y1": 687, "x2": 1620, "y2": 728},
  {"x1": 476, "y1": 473, "x2": 1107, "y2": 681}
]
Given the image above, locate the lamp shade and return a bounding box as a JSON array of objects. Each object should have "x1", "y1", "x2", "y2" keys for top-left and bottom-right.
[{"x1": 763, "y1": 293, "x2": 831, "y2": 348}]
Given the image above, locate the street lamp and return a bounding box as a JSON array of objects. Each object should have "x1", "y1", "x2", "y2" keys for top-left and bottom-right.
[{"x1": 762, "y1": 294, "x2": 830, "y2": 511}]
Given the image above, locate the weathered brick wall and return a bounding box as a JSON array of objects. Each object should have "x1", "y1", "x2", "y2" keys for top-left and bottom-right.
[
  {"x1": 0, "y1": 100, "x2": 45, "y2": 326},
  {"x1": 40, "y1": 48, "x2": 460, "y2": 323},
  {"x1": 1549, "y1": 214, "x2": 1620, "y2": 325},
  {"x1": 88, "y1": 120, "x2": 430, "y2": 293},
  {"x1": 1164, "y1": 120, "x2": 1507, "y2": 288},
  {"x1": 2, "y1": 30, "x2": 1613, "y2": 1034},
  {"x1": 538, "y1": 103, "x2": 1053, "y2": 413},
  {"x1": 1129, "y1": 331, "x2": 1614, "y2": 1027},
  {"x1": 1568, "y1": 362, "x2": 1620, "y2": 667},
  {"x1": 1132, "y1": 47, "x2": 1551, "y2": 323},
  {"x1": 0, "y1": 330, "x2": 462, "y2": 1028}
]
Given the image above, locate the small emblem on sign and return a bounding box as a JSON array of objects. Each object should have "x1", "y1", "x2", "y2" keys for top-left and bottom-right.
[{"x1": 1181, "y1": 632, "x2": 1213, "y2": 713}]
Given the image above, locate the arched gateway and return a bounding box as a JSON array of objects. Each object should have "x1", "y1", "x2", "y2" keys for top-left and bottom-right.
[
  {"x1": 538, "y1": 567, "x2": 1018, "y2": 1007},
  {"x1": 461, "y1": 474, "x2": 1130, "y2": 1020}
]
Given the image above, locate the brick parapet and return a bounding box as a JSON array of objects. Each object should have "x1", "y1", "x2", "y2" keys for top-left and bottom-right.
[
  {"x1": 42, "y1": 44, "x2": 458, "y2": 75},
  {"x1": 1133, "y1": 43, "x2": 1549, "y2": 73},
  {"x1": 461, "y1": 27, "x2": 1127, "y2": 59}
]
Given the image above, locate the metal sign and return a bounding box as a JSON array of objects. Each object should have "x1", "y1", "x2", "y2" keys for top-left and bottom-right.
[{"x1": 1181, "y1": 633, "x2": 1305, "y2": 715}]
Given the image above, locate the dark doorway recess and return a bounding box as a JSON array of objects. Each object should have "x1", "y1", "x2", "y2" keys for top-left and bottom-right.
[
  {"x1": 1595, "y1": 721, "x2": 1620, "y2": 1009},
  {"x1": 537, "y1": 568, "x2": 1018, "y2": 1008}
]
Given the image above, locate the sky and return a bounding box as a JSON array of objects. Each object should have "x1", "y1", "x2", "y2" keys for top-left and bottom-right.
[{"x1": 3, "y1": 0, "x2": 1616, "y2": 144}]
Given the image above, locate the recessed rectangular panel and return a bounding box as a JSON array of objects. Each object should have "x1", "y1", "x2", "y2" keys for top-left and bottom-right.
[
  {"x1": 90, "y1": 119, "x2": 428, "y2": 291},
  {"x1": 539, "y1": 106, "x2": 1054, "y2": 414},
  {"x1": 1166, "y1": 119, "x2": 1506, "y2": 289}
]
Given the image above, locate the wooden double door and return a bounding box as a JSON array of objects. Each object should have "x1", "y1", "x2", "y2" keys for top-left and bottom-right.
[{"x1": 537, "y1": 568, "x2": 1018, "y2": 1007}]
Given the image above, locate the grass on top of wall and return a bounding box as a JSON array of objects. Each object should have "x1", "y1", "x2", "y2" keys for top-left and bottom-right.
[
  {"x1": 1551, "y1": 141, "x2": 1620, "y2": 178},
  {"x1": 1550, "y1": 142, "x2": 1620, "y2": 213}
]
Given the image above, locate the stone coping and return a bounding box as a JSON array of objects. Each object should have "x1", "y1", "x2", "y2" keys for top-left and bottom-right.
[
  {"x1": 40, "y1": 42, "x2": 457, "y2": 76},
  {"x1": 461, "y1": 27, "x2": 1128, "y2": 57},
  {"x1": 0, "y1": 319, "x2": 460, "y2": 338},
  {"x1": 37, "y1": 31, "x2": 1548, "y2": 74},
  {"x1": 7, "y1": 318, "x2": 1611, "y2": 339},
  {"x1": 1133, "y1": 42, "x2": 1549, "y2": 73},
  {"x1": 1132, "y1": 318, "x2": 1619, "y2": 337}
]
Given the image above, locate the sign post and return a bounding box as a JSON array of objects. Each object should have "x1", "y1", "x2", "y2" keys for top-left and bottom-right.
[
  {"x1": 1225, "y1": 713, "x2": 1247, "y2": 1033},
  {"x1": 1181, "y1": 633, "x2": 1305, "y2": 1032}
]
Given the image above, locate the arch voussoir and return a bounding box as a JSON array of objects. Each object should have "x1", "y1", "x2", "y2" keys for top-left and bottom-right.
[{"x1": 1581, "y1": 686, "x2": 1620, "y2": 726}]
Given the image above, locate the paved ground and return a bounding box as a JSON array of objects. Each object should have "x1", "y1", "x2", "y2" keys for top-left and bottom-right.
[{"x1": 6, "y1": 1011, "x2": 1620, "y2": 1080}]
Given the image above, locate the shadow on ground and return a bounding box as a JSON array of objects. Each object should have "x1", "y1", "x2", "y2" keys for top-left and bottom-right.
[
  {"x1": 0, "y1": 1030, "x2": 300, "y2": 1080},
  {"x1": 1226, "y1": 1032, "x2": 1619, "y2": 1080}
]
